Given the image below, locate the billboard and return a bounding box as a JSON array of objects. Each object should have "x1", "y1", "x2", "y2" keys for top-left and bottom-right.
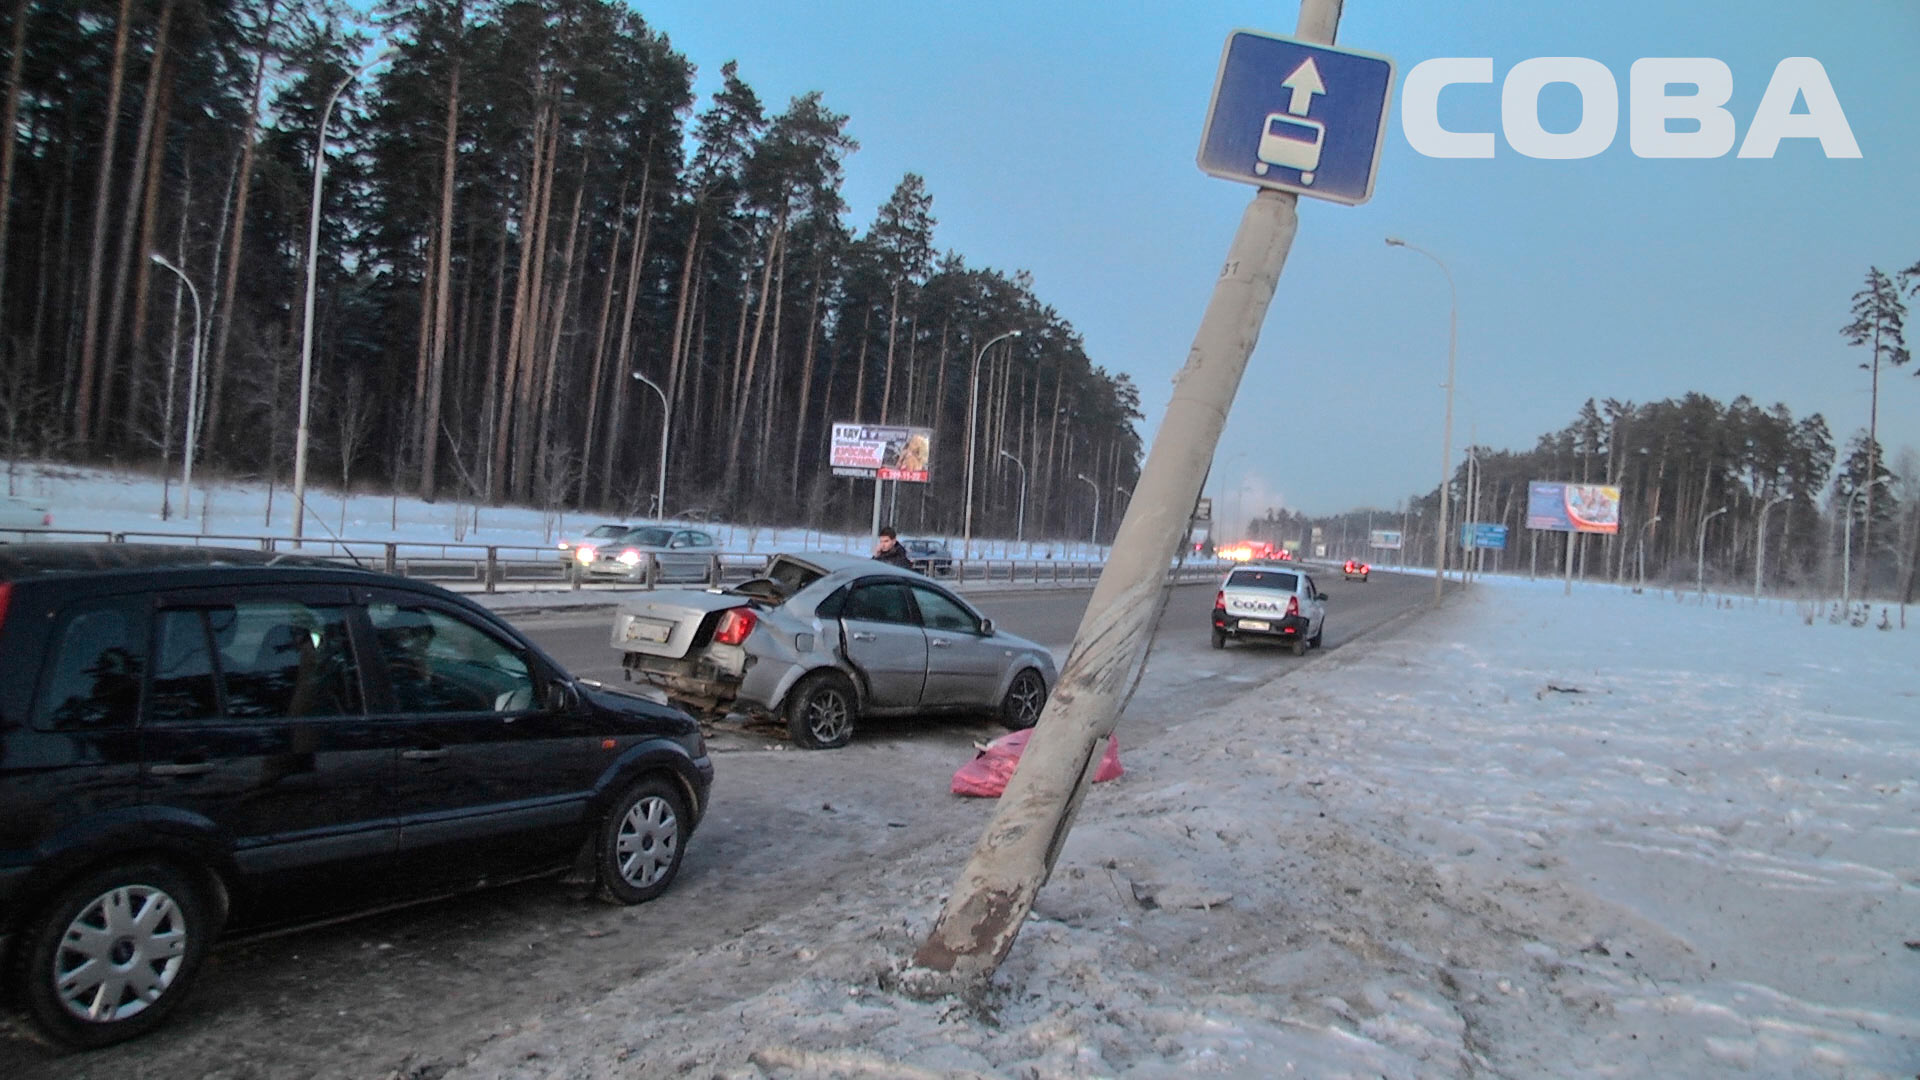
[
  {"x1": 829, "y1": 423, "x2": 933, "y2": 482},
  {"x1": 1460, "y1": 522, "x2": 1510, "y2": 549},
  {"x1": 1369, "y1": 529, "x2": 1403, "y2": 550},
  {"x1": 1527, "y1": 482, "x2": 1620, "y2": 534}
]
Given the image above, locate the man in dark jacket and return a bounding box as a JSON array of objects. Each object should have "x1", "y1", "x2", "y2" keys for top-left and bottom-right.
[{"x1": 873, "y1": 525, "x2": 915, "y2": 569}]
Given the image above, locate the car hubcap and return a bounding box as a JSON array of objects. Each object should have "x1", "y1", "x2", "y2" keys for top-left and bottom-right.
[
  {"x1": 616, "y1": 796, "x2": 680, "y2": 889},
  {"x1": 1010, "y1": 674, "x2": 1045, "y2": 725},
  {"x1": 54, "y1": 884, "x2": 188, "y2": 1024},
  {"x1": 806, "y1": 689, "x2": 852, "y2": 743}
]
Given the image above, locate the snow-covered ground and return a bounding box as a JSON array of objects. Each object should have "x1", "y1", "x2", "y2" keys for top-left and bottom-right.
[
  {"x1": 442, "y1": 574, "x2": 1917, "y2": 1078},
  {"x1": 0, "y1": 460, "x2": 1105, "y2": 561}
]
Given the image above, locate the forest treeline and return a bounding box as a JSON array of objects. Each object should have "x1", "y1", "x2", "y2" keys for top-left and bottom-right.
[{"x1": 0, "y1": 0, "x2": 1143, "y2": 540}]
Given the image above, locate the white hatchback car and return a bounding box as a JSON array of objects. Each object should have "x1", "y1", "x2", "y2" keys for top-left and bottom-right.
[{"x1": 1210, "y1": 564, "x2": 1327, "y2": 656}]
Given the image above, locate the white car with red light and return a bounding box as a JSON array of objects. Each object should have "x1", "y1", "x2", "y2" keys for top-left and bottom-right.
[
  {"x1": 0, "y1": 496, "x2": 52, "y2": 540},
  {"x1": 609, "y1": 552, "x2": 1057, "y2": 749},
  {"x1": 1210, "y1": 564, "x2": 1327, "y2": 656},
  {"x1": 1343, "y1": 559, "x2": 1370, "y2": 582}
]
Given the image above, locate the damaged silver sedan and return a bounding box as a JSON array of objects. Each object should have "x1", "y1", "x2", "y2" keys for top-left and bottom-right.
[{"x1": 611, "y1": 552, "x2": 1056, "y2": 749}]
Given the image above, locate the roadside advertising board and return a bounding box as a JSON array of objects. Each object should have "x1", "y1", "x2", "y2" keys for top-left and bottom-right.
[
  {"x1": 1460, "y1": 522, "x2": 1510, "y2": 550},
  {"x1": 1369, "y1": 529, "x2": 1402, "y2": 549},
  {"x1": 829, "y1": 423, "x2": 934, "y2": 482},
  {"x1": 1526, "y1": 481, "x2": 1620, "y2": 534}
]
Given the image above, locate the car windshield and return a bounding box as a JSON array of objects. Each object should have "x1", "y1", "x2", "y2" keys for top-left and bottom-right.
[
  {"x1": 905, "y1": 541, "x2": 940, "y2": 554},
  {"x1": 1226, "y1": 569, "x2": 1299, "y2": 591},
  {"x1": 586, "y1": 524, "x2": 628, "y2": 539},
  {"x1": 619, "y1": 527, "x2": 674, "y2": 547}
]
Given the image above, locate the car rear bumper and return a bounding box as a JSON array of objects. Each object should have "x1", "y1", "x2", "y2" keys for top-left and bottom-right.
[{"x1": 1212, "y1": 612, "x2": 1310, "y2": 638}]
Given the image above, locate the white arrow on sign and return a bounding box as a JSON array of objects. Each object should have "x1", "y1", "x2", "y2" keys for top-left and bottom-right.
[{"x1": 1280, "y1": 57, "x2": 1326, "y2": 116}]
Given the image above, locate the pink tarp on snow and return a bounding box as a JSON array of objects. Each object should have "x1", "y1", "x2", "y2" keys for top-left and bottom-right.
[{"x1": 951, "y1": 728, "x2": 1123, "y2": 798}]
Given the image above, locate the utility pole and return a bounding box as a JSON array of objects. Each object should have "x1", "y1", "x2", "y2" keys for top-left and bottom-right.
[
  {"x1": 910, "y1": 0, "x2": 1345, "y2": 992},
  {"x1": 1754, "y1": 494, "x2": 1789, "y2": 599}
]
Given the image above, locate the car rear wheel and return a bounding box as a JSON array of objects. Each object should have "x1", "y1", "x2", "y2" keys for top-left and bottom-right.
[
  {"x1": 999, "y1": 668, "x2": 1048, "y2": 730},
  {"x1": 1310, "y1": 626, "x2": 1324, "y2": 649},
  {"x1": 787, "y1": 671, "x2": 857, "y2": 749},
  {"x1": 595, "y1": 777, "x2": 689, "y2": 905},
  {"x1": 1210, "y1": 628, "x2": 1226, "y2": 650},
  {"x1": 15, "y1": 861, "x2": 214, "y2": 1049},
  {"x1": 1290, "y1": 637, "x2": 1308, "y2": 657}
]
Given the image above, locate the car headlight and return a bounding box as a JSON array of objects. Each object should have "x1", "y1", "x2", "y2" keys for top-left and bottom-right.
[
  {"x1": 617, "y1": 549, "x2": 642, "y2": 566},
  {"x1": 576, "y1": 546, "x2": 596, "y2": 564}
]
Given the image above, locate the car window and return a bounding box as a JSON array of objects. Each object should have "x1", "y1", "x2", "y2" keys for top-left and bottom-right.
[
  {"x1": 689, "y1": 531, "x2": 714, "y2": 547},
  {"x1": 368, "y1": 601, "x2": 535, "y2": 714},
  {"x1": 841, "y1": 582, "x2": 916, "y2": 625},
  {"x1": 148, "y1": 600, "x2": 364, "y2": 722},
  {"x1": 1225, "y1": 569, "x2": 1299, "y2": 591},
  {"x1": 32, "y1": 599, "x2": 147, "y2": 731},
  {"x1": 1303, "y1": 575, "x2": 1319, "y2": 596},
  {"x1": 911, "y1": 586, "x2": 979, "y2": 633}
]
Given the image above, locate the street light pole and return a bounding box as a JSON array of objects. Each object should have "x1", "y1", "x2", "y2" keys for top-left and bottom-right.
[
  {"x1": 963, "y1": 329, "x2": 1021, "y2": 559},
  {"x1": 1754, "y1": 494, "x2": 1791, "y2": 599},
  {"x1": 1075, "y1": 473, "x2": 1099, "y2": 549},
  {"x1": 293, "y1": 49, "x2": 395, "y2": 543},
  {"x1": 1386, "y1": 236, "x2": 1457, "y2": 604},
  {"x1": 1636, "y1": 515, "x2": 1661, "y2": 592},
  {"x1": 1696, "y1": 506, "x2": 1729, "y2": 597},
  {"x1": 149, "y1": 253, "x2": 202, "y2": 518},
  {"x1": 997, "y1": 449, "x2": 1027, "y2": 543},
  {"x1": 630, "y1": 371, "x2": 670, "y2": 519}
]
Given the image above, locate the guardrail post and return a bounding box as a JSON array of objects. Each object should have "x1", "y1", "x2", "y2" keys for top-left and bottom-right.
[
  {"x1": 708, "y1": 554, "x2": 722, "y2": 586},
  {"x1": 571, "y1": 560, "x2": 582, "y2": 590},
  {"x1": 646, "y1": 553, "x2": 660, "y2": 591},
  {"x1": 384, "y1": 543, "x2": 397, "y2": 574},
  {"x1": 484, "y1": 547, "x2": 498, "y2": 593}
]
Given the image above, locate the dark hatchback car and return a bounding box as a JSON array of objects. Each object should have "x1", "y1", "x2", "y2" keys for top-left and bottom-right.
[
  {"x1": 0, "y1": 546, "x2": 713, "y2": 1049},
  {"x1": 901, "y1": 539, "x2": 955, "y2": 577}
]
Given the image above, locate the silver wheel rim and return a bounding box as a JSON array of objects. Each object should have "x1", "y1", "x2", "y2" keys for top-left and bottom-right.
[
  {"x1": 616, "y1": 796, "x2": 680, "y2": 889},
  {"x1": 1008, "y1": 672, "x2": 1045, "y2": 726},
  {"x1": 805, "y1": 687, "x2": 852, "y2": 744},
  {"x1": 54, "y1": 884, "x2": 188, "y2": 1024}
]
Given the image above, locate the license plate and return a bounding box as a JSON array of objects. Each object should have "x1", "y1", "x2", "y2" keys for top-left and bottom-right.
[
  {"x1": 1237, "y1": 619, "x2": 1271, "y2": 631},
  {"x1": 623, "y1": 618, "x2": 673, "y2": 644}
]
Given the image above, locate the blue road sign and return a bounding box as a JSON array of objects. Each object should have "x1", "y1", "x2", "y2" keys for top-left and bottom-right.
[
  {"x1": 1197, "y1": 30, "x2": 1395, "y2": 205},
  {"x1": 1460, "y1": 523, "x2": 1510, "y2": 550}
]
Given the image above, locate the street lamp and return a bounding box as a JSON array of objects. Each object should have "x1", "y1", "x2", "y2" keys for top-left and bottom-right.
[
  {"x1": 1387, "y1": 236, "x2": 1457, "y2": 603},
  {"x1": 1636, "y1": 515, "x2": 1661, "y2": 592},
  {"x1": 1696, "y1": 506, "x2": 1729, "y2": 597},
  {"x1": 149, "y1": 252, "x2": 202, "y2": 518},
  {"x1": 630, "y1": 371, "x2": 670, "y2": 519},
  {"x1": 963, "y1": 329, "x2": 1021, "y2": 558},
  {"x1": 293, "y1": 48, "x2": 396, "y2": 542},
  {"x1": 1754, "y1": 494, "x2": 1791, "y2": 599},
  {"x1": 1842, "y1": 478, "x2": 1890, "y2": 608},
  {"x1": 997, "y1": 449, "x2": 1027, "y2": 543},
  {"x1": 1075, "y1": 473, "x2": 1100, "y2": 549}
]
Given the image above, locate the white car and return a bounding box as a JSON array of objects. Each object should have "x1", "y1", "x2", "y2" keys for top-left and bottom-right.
[
  {"x1": 1210, "y1": 564, "x2": 1327, "y2": 656},
  {"x1": 0, "y1": 495, "x2": 52, "y2": 540}
]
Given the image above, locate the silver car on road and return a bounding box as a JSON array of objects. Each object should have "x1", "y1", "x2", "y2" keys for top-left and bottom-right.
[{"x1": 610, "y1": 552, "x2": 1056, "y2": 749}]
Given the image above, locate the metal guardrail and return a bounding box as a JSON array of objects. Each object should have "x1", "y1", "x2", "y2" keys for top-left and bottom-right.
[{"x1": 0, "y1": 527, "x2": 1225, "y2": 594}]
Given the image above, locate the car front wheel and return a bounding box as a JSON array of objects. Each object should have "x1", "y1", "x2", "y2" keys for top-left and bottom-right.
[
  {"x1": 787, "y1": 671, "x2": 858, "y2": 749},
  {"x1": 16, "y1": 862, "x2": 214, "y2": 1049},
  {"x1": 999, "y1": 668, "x2": 1048, "y2": 730},
  {"x1": 595, "y1": 777, "x2": 689, "y2": 905}
]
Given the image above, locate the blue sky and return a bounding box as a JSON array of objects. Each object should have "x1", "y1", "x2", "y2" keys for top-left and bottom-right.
[{"x1": 627, "y1": 0, "x2": 1920, "y2": 518}]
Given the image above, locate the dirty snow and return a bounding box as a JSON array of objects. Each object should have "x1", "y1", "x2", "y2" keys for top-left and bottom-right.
[{"x1": 438, "y1": 576, "x2": 1918, "y2": 1079}]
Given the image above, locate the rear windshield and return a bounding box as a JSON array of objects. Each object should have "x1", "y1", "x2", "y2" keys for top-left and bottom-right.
[{"x1": 1226, "y1": 569, "x2": 1298, "y2": 591}]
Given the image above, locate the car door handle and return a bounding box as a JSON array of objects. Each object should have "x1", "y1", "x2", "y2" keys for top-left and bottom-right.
[
  {"x1": 929, "y1": 637, "x2": 952, "y2": 648},
  {"x1": 149, "y1": 761, "x2": 214, "y2": 777},
  {"x1": 849, "y1": 631, "x2": 876, "y2": 642},
  {"x1": 402, "y1": 748, "x2": 448, "y2": 762}
]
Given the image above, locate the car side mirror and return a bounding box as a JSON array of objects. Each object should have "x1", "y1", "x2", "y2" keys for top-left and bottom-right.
[
  {"x1": 546, "y1": 678, "x2": 582, "y2": 712},
  {"x1": 1317, "y1": 592, "x2": 1330, "y2": 602},
  {"x1": 979, "y1": 617, "x2": 996, "y2": 636}
]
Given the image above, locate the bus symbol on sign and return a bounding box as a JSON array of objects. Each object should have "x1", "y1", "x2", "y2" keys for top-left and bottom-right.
[{"x1": 1256, "y1": 113, "x2": 1326, "y2": 182}]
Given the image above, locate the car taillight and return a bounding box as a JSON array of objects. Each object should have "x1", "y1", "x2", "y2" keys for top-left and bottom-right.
[
  {"x1": 0, "y1": 582, "x2": 10, "y2": 632},
  {"x1": 40, "y1": 513, "x2": 50, "y2": 526},
  {"x1": 713, "y1": 608, "x2": 757, "y2": 646},
  {"x1": 1286, "y1": 595, "x2": 1300, "y2": 617},
  {"x1": 1214, "y1": 590, "x2": 1226, "y2": 610}
]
